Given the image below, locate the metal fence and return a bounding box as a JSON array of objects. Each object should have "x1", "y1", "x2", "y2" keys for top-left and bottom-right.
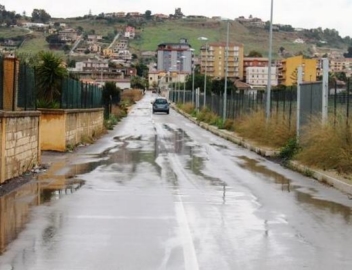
[
  {"x1": 61, "y1": 78, "x2": 102, "y2": 109},
  {"x1": 1, "y1": 57, "x2": 103, "y2": 111},
  {"x1": 170, "y1": 80, "x2": 352, "y2": 126},
  {"x1": 170, "y1": 87, "x2": 296, "y2": 121},
  {"x1": 18, "y1": 62, "x2": 36, "y2": 110}
]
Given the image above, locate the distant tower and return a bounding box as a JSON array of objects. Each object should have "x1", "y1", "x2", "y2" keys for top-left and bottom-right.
[{"x1": 89, "y1": 9, "x2": 92, "y2": 16}]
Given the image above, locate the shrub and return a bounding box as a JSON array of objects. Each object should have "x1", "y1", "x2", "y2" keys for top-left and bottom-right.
[{"x1": 279, "y1": 137, "x2": 300, "y2": 161}]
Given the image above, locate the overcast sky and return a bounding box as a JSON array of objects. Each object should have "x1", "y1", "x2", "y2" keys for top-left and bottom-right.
[{"x1": 2, "y1": 0, "x2": 352, "y2": 37}]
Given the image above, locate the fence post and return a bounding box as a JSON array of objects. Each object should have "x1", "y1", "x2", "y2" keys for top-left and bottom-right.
[
  {"x1": 322, "y1": 58, "x2": 329, "y2": 124},
  {"x1": 12, "y1": 59, "x2": 17, "y2": 111},
  {"x1": 296, "y1": 66, "x2": 303, "y2": 140},
  {"x1": 347, "y1": 78, "x2": 350, "y2": 125}
]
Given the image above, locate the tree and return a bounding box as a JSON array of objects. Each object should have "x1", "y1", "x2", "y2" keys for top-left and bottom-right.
[
  {"x1": 211, "y1": 78, "x2": 237, "y2": 95},
  {"x1": 36, "y1": 51, "x2": 68, "y2": 105},
  {"x1": 131, "y1": 76, "x2": 146, "y2": 90},
  {"x1": 103, "y1": 82, "x2": 121, "y2": 105},
  {"x1": 135, "y1": 63, "x2": 149, "y2": 77},
  {"x1": 31, "y1": 9, "x2": 51, "y2": 23},
  {"x1": 247, "y1": 50, "x2": 262, "y2": 57},
  {"x1": 144, "y1": 10, "x2": 152, "y2": 20},
  {"x1": 184, "y1": 73, "x2": 212, "y2": 94},
  {"x1": 343, "y1": 47, "x2": 352, "y2": 58}
]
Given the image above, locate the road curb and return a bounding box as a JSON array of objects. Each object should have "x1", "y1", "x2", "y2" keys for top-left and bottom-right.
[{"x1": 171, "y1": 104, "x2": 352, "y2": 196}]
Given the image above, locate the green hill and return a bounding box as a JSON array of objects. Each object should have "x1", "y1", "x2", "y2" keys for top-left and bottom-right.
[
  {"x1": 1, "y1": 17, "x2": 348, "y2": 59},
  {"x1": 129, "y1": 19, "x2": 307, "y2": 58}
]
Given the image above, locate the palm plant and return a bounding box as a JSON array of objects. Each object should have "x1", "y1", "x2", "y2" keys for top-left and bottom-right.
[{"x1": 36, "y1": 51, "x2": 68, "y2": 104}]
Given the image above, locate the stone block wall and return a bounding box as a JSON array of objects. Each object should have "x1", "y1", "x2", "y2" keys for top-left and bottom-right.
[
  {"x1": 65, "y1": 108, "x2": 104, "y2": 147},
  {"x1": 0, "y1": 111, "x2": 41, "y2": 183},
  {"x1": 40, "y1": 108, "x2": 104, "y2": 152}
]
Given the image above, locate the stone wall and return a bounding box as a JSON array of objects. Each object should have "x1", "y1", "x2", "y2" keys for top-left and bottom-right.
[
  {"x1": 40, "y1": 108, "x2": 104, "y2": 152},
  {"x1": 65, "y1": 109, "x2": 104, "y2": 147},
  {"x1": 0, "y1": 111, "x2": 41, "y2": 183}
]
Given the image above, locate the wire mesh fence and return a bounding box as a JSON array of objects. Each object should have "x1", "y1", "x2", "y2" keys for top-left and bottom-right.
[{"x1": 170, "y1": 81, "x2": 352, "y2": 126}]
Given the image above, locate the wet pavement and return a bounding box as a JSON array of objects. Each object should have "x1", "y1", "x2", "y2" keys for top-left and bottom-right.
[{"x1": 1, "y1": 92, "x2": 352, "y2": 269}]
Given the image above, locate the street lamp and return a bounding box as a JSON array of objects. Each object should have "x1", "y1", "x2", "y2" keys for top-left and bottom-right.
[
  {"x1": 190, "y1": 48, "x2": 195, "y2": 105},
  {"x1": 176, "y1": 60, "x2": 181, "y2": 102},
  {"x1": 266, "y1": 0, "x2": 274, "y2": 121},
  {"x1": 198, "y1": 36, "x2": 208, "y2": 108},
  {"x1": 180, "y1": 55, "x2": 187, "y2": 103},
  {"x1": 223, "y1": 20, "x2": 230, "y2": 122}
]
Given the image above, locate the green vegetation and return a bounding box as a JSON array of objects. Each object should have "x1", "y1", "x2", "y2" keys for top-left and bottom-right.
[
  {"x1": 130, "y1": 20, "x2": 315, "y2": 58},
  {"x1": 0, "y1": 27, "x2": 29, "y2": 38},
  {"x1": 17, "y1": 34, "x2": 55, "y2": 55},
  {"x1": 36, "y1": 51, "x2": 68, "y2": 104},
  {"x1": 279, "y1": 138, "x2": 300, "y2": 161},
  {"x1": 296, "y1": 114, "x2": 352, "y2": 174}
]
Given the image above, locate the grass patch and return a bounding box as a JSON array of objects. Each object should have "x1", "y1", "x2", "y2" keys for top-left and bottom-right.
[
  {"x1": 296, "y1": 113, "x2": 352, "y2": 174},
  {"x1": 178, "y1": 102, "x2": 195, "y2": 114},
  {"x1": 121, "y1": 89, "x2": 143, "y2": 106},
  {"x1": 234, "y1": 109, "x2": 296, "y2": 148}
]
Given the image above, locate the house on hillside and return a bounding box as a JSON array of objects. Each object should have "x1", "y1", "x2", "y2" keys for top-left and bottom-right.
[
  {"x1": 115, "y1": 38, "x2": 129, "y2": 51},
  {"x1": 116, "y1": 12, "x2": 125, "y2": 17},
  {"x1": 124, "y1": 26, "x2": 135, "y2": 39},
  {"x1": 87, "y1": 35, "x2": 103, "y2": 43},
  {"x1": 294, "y1": 38, "x2": 305, "y2": 44},
  {"x1": 153, "y1": 14, "x2": 169, "y2": 19},
  {"x1": 59, "y1": 28, "x2": 78, "y2": 42}
]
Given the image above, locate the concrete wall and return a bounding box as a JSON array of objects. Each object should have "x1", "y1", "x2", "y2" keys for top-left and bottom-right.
[
  {"x1": 40, "y1": 108, "x2": 104, "y2": 152},
  {"x1": 0, "y1": 111, "x2": 41, "y2": 184}
]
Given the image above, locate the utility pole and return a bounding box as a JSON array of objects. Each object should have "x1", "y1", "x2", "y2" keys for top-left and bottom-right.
[
  {"x1": 266, "y1": 0, "x2": 274, "y2": 121},
  {"x1": 223, "y1": 20, "x2": 229, "y2": 121}
]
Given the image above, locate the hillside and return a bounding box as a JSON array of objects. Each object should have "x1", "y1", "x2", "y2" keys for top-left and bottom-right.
[{"x1": 0, "y1": 17, "x2": 348, "y2": 59}]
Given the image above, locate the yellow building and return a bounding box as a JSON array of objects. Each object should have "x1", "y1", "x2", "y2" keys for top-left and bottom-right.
[
  {"x1": 103, "y1": 48, "x2": 113, "y2": 57},
  {"x1": 200, "y1": 42, "x2": 244, "y2": 80},
  {"x1": 278, "y1": 55, "x2": 317, "y2": 86}
]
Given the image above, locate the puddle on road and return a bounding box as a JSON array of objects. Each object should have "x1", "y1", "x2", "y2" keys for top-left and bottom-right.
[
  {"x1": 238, "y1": 156, "x2": 352, "y2": 224},
  {"x1": 0, "y1": 124, "x2": 223, "y2": 255},
  {"x1": 0, "y1": 159, "x2": 94, "y2": 255}
]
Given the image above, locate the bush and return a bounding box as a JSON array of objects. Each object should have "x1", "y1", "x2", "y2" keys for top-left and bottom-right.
[
  {"x1": 279, "y1": 137, "x2": 300, "y2": 161},
  {"x1": 104, "y1": 114, "x2": 118, "y2": 130}
]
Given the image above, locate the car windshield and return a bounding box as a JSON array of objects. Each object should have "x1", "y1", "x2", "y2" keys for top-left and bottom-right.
[{"x1": 155, "y1": 99, "x2": 167, "y2": 104}]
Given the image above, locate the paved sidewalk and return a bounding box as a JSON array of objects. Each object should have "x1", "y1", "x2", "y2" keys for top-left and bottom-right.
[{"x1": 172, "y1": 104, "x2": 352, "y2": 196}]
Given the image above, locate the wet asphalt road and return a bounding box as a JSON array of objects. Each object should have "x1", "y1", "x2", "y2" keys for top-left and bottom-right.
[{"x1": 1, "y1": 92, "x2": 352, "y2": 270}]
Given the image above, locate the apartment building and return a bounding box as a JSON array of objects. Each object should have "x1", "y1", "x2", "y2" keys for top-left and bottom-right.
[
  {"x1": 199, "y1": 42, "x2": 244, "y2": 80},
  {"x1": 246, "y1": 66, "x2": 278, "y2": 88},
  {"x1": 156, "y1": 38, "x2": 193, "y2": 74},
  {"x1": 329, "y1": 58, "x2": 352, "y2": 76},
  {"x1": 278, "y1": 55, "x2": 317, "y2": 86},
  {"x1": 243, "y1": 57, "x2": 269, "y2": 81}
]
